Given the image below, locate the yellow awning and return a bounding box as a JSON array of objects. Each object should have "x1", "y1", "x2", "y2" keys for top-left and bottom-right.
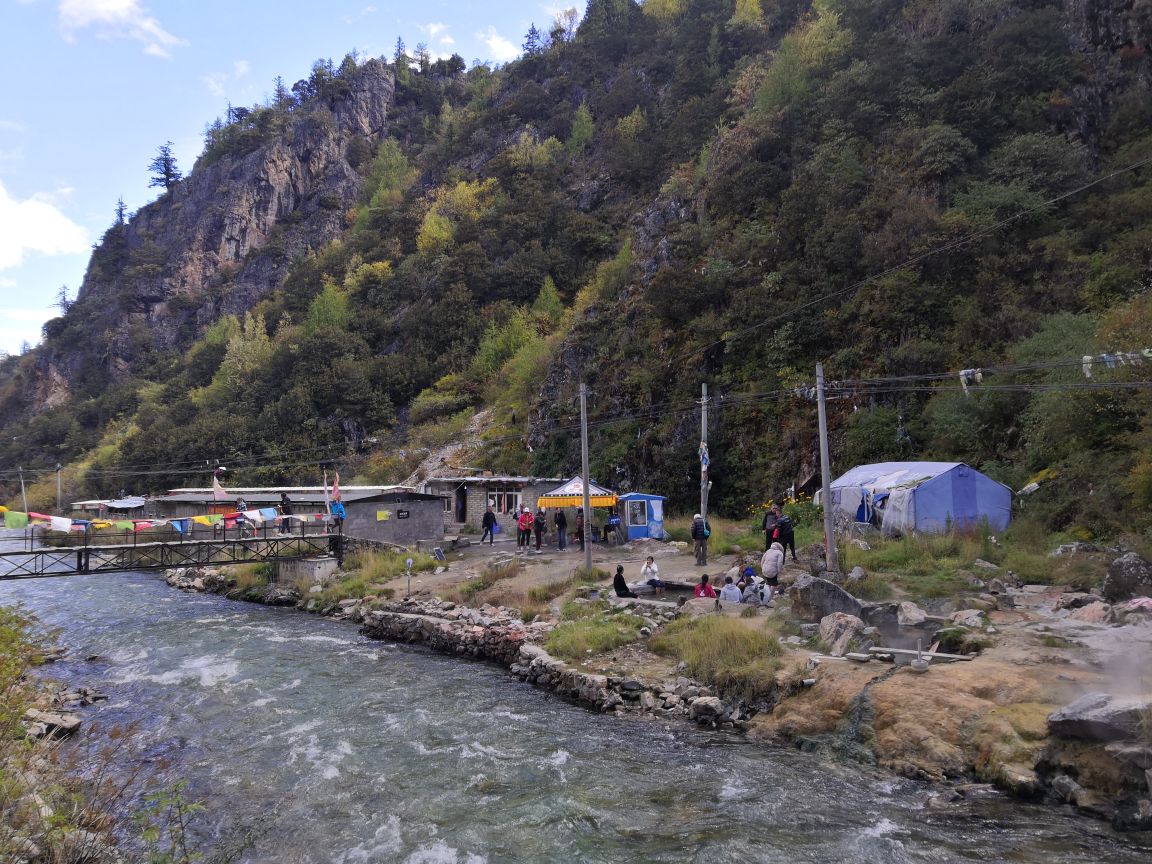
[{"x1": 537, "y1": 495, "x2": 618, "y2": 507}]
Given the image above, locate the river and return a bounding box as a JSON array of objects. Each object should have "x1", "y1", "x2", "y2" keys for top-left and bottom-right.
[{"x1": 4, "y1": 562, "x2": 1150, "y2": 863}]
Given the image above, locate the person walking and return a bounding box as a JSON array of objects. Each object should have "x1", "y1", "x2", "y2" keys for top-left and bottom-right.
[
  {"x1": 690, "y1": 513, "x2": 709, "y2": 565},
  {"x1": 760, "y1": 541, "x2": 784, "y2": 605},
  {"x1": 575, "y1": 509, "x2": 585, "y2": 552},
  {"x1": 279, "y1": 492, "x2": 293, "y2": 535},
  {"x1": 770, "y1": 505, "x2": 797, "y2": 562},
  {"x1": 534, "y1": 506, "x2": 546, "y2": 552},
  {"x1": 554, "y1": 508, "x2": 568, "y2": 551},
  {"x1": 481, "y1": 505, "x2": 497, "y2": 545}
]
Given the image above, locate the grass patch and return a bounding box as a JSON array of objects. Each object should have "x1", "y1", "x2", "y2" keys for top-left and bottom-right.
[
  {"x1": 527, "y1": 580, "x2": 571, "y2": 603},
  {"x1": 650, "y1": 616, "x2": 783, "y2": 703},
  {"x1": 230, "y1": 562, "x2": 271, "y2": 592},
  {"x1": 848, "y1": 573, "x2": 894, "y2": 600},
  {"x1": 546, "y1": 616, "x2": 643, "y2": 661},
  {"x1": 460, "y1": 559, "x2": 523, "y2": 599},
  {"x1": 665, "y1": 516, "x2": 762, "y2": 554},
  {"x1": 560, "y1": 598, "x2": 612, "y2": 620},
  {"x1": 344, "y1": 549, "x2": 437, "y2": 582}
]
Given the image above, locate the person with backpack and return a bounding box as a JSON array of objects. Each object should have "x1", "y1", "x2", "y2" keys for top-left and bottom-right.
[
  {"x1": 770, "y1": 505, "x2": 797, "y2": 562},
  {"x1": 690, "y1": 513, "x2": 709, "y2": 565}
]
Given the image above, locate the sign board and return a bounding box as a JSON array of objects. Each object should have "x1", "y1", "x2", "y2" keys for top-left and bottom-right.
[{"x1": 397, "y1": 509, "x2": 410, "y2": 519}]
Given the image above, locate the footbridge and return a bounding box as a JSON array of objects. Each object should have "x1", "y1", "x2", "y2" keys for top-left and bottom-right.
[{"x1": 0, "y1": 531, "x2": 343, "y2": 581}]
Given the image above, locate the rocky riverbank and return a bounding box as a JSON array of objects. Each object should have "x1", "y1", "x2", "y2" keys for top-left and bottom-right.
[
  {"x1": 162, "y1": 553, "x2": 1152, "y2": 833},
  {"x1": 163, "y1": 567, "x2": 749, "y2": 727}
]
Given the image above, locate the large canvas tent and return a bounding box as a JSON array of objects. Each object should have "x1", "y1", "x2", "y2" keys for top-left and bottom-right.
[{"x1": 826, "y1": 462, "x2": 1011, "y2": 536}]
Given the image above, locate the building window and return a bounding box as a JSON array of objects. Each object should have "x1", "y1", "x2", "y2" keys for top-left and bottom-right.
[
  {"x1": 443, "y1": 498, "x2": 452, "y2": 513},
  {"x1": 488, "y1": 488, "x2": 521, "y2": 514}
]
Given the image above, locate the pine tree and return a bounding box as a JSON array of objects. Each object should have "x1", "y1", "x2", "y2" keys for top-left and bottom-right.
[
  {"x1": 115, "y1": 197, "x2": 128, "y2": 225},
  {"x1": 523, "y1": 23, "x2": 546, "y2": 55},
  {"x1": 147, "y1": 142, "x2": 182, "y2": 192}
]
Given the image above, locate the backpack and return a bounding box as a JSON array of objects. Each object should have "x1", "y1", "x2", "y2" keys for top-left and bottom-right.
[
  {"x1": 703, "y1": 520, "x2": 711, "y2": 538},
  {"x1": 776, "y1": 516, "x2": 793, "y2": 533}
]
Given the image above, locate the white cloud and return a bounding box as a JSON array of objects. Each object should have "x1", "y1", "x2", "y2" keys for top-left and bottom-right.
[
  {"x1": 343, "y1": 5, "x2": 376, "y2": 24},
  {"x1": 478, "y1": 26, "x2": 519, "y2": 62},
  {"x1": 203, "y1": 60, "x2": 250, "y2": 98},
  {"x1": 58, "y1": 0, "x2": 186, "y2": 58},
  {"x1": 0, "y1": 181, "x2": 89, "y2": 272},
  {"x1": 439, "y1": 35, "x2": 455, "y2": 47},
  {"x1": 0, "y1": 120, "x2": 26, "y2": 132},
  {"x1": 425, "y1": 22, "x2": 447, "y2": 38}
]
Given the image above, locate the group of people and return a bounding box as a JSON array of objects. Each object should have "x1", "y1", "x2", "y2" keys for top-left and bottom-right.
[
  {"x1": 480, "y1": 504, "x2": 618, "y2": 553},
  {"x1": 611, "y1": 537, "x2": 785, "y2": 606},
  {"x1": 691, "y1": 542, "x2": 780, "y2": 607}
]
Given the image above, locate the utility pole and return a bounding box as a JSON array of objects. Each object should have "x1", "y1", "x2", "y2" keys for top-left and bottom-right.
[
  {"x1": 816, "y1": 363, "x2": 839, "y2": 574},
  {"x1": 18, "y1": 466, "x2": 28, "y2": 513},
  {"x1": 56, "y1": 463, "x2": 62, "y2": 515},
  {"x1": 699, "y1": 383, "x2": 709, "y2": 523},
  {"x1": 579, "y1": 382, "x2": 592, "y2": 575}
]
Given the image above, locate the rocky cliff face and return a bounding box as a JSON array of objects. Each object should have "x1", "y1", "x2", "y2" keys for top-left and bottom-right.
[{"x1": 58, "y1": 58, "x2": 394, "y2": 381}]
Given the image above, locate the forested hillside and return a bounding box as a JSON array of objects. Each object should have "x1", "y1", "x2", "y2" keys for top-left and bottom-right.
[{"x1": 1, "y1": 0, "x2": 1150, "y2": 537}]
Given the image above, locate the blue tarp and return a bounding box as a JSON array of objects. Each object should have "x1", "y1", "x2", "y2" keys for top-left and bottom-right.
[{"x1": 829, "y1": 461, "x2": 1011, "y2": 535}]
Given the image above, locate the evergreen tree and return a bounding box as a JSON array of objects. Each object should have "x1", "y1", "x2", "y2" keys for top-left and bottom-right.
[
  {"x1": 523, "y1": 23, "x2": 546, "y2": 55},
  {"x1": 114, "y1": 197, "x2": 128, "y2": 225},
  {"x1": 147, "y1": 142, "x2": 182, "y2": 192}
]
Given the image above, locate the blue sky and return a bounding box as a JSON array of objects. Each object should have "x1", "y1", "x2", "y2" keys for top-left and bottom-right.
[{"x1": 0, "y1": 0, "x2": 583, "y2": 355}]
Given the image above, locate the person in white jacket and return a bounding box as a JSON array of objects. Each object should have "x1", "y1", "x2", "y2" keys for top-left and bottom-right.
[{"x1": 760, "y1": 541, "x2": 784, "y2": 605}]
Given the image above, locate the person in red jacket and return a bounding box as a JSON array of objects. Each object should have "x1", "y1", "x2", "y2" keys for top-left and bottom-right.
[
  {"x1": 516, "y1": 507, "x2": 534, "y2": 552},
  {"x1": 693, "y1": 573, "x2": 717, "y2": 598}
]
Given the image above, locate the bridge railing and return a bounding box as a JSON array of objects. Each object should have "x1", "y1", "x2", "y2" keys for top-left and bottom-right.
[{"x1": 9, "y1": 519, "x2": 334, "y2": 553}]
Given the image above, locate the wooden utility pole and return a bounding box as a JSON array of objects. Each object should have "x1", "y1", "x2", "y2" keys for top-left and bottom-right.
[
  {"x1": 579, "y1": 383, "x2": 593, "y2": 575},
  {"x1": 56, "y1": 464, "x2": 62, "y2": 515},
  {"x1": 816, "y1": 363, "x2": 839, "y2": 573},
  {"x1": 18, "y1": 466, "x2": 28, "y2": 513},
  {"x1": 699, "y1": 383, "x2": 709, "y2": 523}
]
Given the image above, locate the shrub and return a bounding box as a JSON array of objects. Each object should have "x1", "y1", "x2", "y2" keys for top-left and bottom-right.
[
  {"x1": 546, "y1": 617, "x2": 643, "y2": 661},
  {"x1": 460, "y1": 559, "x2": 522, "y2": 598},
  {"x1": 650, "y1": 616, "x2": 782, "y2": 702}
]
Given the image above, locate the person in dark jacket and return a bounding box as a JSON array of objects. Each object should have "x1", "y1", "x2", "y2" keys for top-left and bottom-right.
[
  {"x1": 481, "y1": 506, "x2": 497, "y2": 545},
  {"x1": 690, "y1": 513, "x2": 709, "y2": 565},
  {"x1": 762, "y1": 506, "x2": 779, "y2": 551},
  {"x1": 769, "y1": 505, "x2": 797, "y2": 562},
  {"x1": 613, "y1": 565, "x2": 637, "y2": 598},
  {"x1": 534, "y1": 507, "x2": 546, "y2": 552},
  {"x1": 575, "y1": 509, "x2": 585, "y2": 552},
  {"x1": 279, "y1": 492, "x2": 293, "y2": 535},
  {"x1": 554, "y1": 508, "x2": 568, "y2": 550}
]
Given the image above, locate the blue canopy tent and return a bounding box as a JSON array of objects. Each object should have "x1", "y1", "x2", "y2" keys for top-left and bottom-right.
[
  {"x1": 826, "y1": 462, "x2": 1011, "y2": 536},
  {"x1": 616, "y1": 493, "x2": 666, "y2": 541}
]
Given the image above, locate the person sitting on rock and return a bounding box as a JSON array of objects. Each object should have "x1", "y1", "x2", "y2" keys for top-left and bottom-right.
[
  {"x1": 693, "y1": 573, "x2": 716, "y2": 599},
  {"x1": 640, "y1": 556, "x2": 664, "y2": 596},
  {"x1": 719, "y1": 575, "x2": 743, "y2": 603},
  {"x1": 760, "y1": 541, "x2": 784, "y2": 605},
  {"x1": 741, "y1": 575, "x2": 764, "y2": 605},
  {"x1": 613, "y1": 565, "x2": 638, "y2": 598}
]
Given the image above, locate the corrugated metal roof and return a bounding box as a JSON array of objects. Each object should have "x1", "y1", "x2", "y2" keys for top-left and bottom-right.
[
  {"x1": 154, "y1": 489, "x2": 446, "y2": 505},
  {"x1": 163, "y1": 485, "x2": 413, "y2": 494},
  {"x1": 421, "y1": 476, "x2": 565, "y2": 485}
]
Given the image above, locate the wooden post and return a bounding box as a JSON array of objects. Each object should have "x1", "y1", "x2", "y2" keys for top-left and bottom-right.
[
  {"x1": 816, "y1": 363, "x2": 839, "y2": 573},
  {"x1": 580, "y1": 383, "x2": 593, "y2": 576}
]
